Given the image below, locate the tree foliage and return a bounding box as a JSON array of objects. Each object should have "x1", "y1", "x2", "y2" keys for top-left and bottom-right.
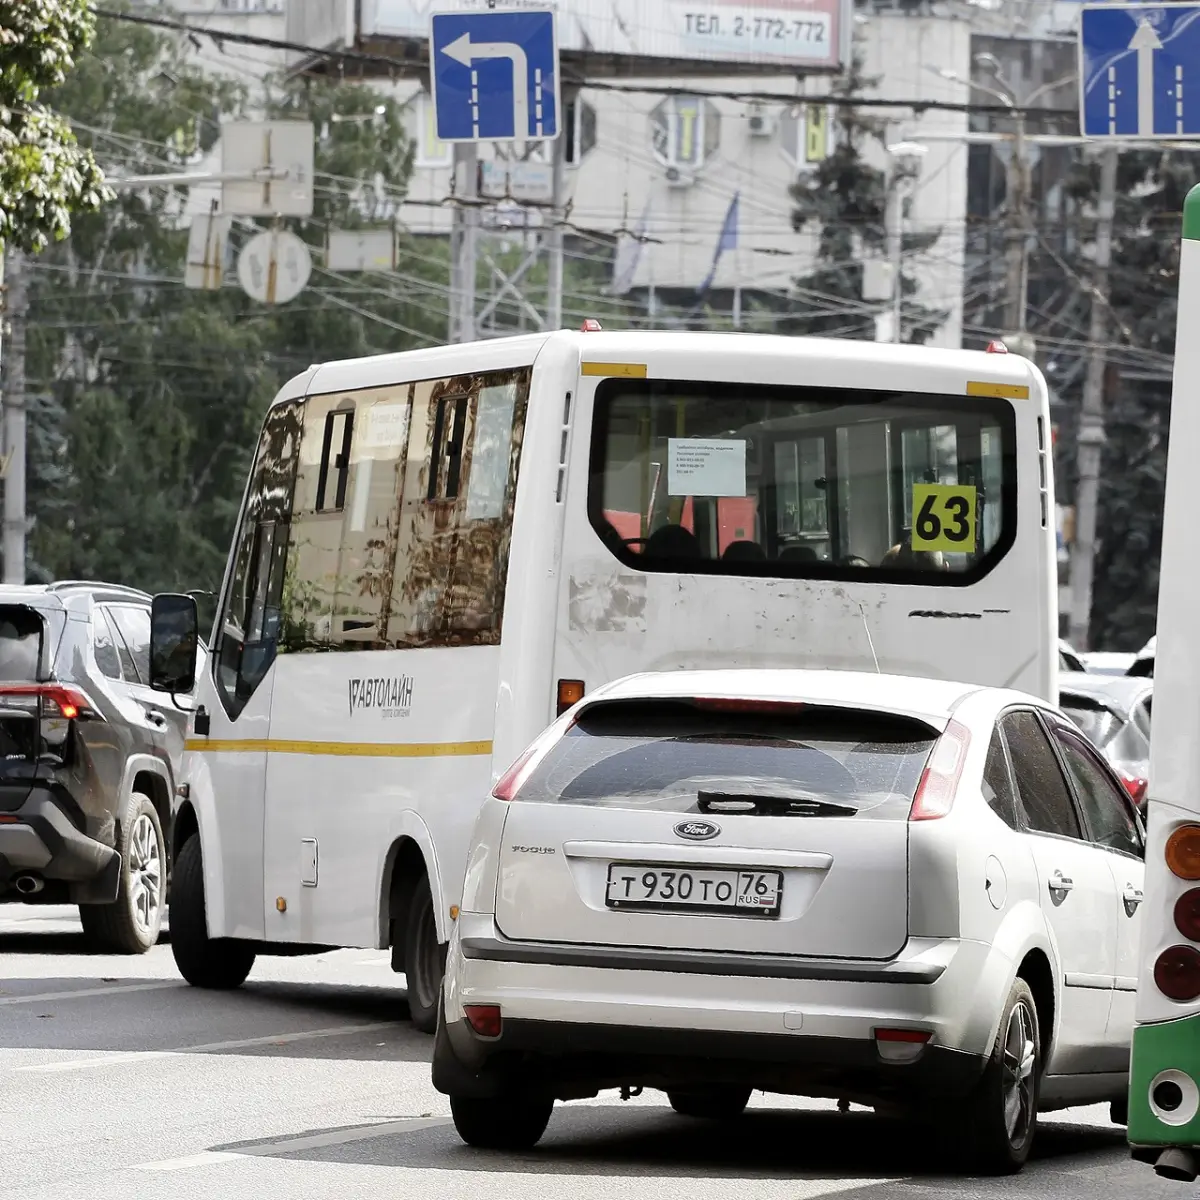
[
  {"x1": 1052, "y1": 150, "x2": 1190, "y2": 649},
  {"x1": 785, "y1": 55, "x2": 945, "y2": 343},
  {"x1": 0, "y1": 0, "x2": 111, "y2": 251},
  {"x1": 23, "y1": 15, "x2": 447, "y2": 592}
]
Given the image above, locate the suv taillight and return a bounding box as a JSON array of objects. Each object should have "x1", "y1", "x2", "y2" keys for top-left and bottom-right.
[{"x1": 0, "y1": 684, "x2": 103, "y2": 721}]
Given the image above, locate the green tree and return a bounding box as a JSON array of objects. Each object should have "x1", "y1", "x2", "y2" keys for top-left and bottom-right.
[
  {"x1": 0, "y1": 0, "x2": 111, "y2": 250},
  {"x1": 24, "y1": 14, "x2": 446, "y2": 593},
  {"x1": 784, "y1": 57, "x2": 944, "y2": 343},
  {"x1": 1051, "y1": 150, "x2": 1189, "y2": 649}
]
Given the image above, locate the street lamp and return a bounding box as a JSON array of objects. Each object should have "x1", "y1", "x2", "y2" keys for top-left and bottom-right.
[{"x1": 883, "y1": 140, "x2": 928, "y2": 343}]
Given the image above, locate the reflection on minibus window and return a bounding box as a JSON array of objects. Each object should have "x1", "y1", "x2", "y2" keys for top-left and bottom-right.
[{"x1": 588, "y1": 380, "x2": 1016, "y2": 582}]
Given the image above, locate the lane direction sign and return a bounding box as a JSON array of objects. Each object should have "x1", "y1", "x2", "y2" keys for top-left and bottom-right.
[
  {"x1": 430, "y1": 8, "x2": 560, "y2": 143},
  {"x1": 1080, "y1": 3, "x2": 1200, "y2": 139}
]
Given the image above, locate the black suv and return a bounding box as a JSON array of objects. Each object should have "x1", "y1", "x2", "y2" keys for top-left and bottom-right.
[{"x1": 0, "y1": 582, "x2": 189, "y2": 952}]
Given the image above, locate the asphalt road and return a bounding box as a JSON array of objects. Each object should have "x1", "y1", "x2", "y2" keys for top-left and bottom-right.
[{"x1": 0, "y1": 905, "x2": 1179, "y2": 1200}]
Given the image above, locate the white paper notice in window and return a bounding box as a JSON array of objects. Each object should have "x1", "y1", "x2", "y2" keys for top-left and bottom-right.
[
  {"x1": 361, "y1": 402, "x2": 409, "y2": 452},
  {"x1": 465, "y1": 383, "x2": 518, "y2": 521},
  {"x1": 667, "y1": 438, "x2": 746, "y2": 497}
]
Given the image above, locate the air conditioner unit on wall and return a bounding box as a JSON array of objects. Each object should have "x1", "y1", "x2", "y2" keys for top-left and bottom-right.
[
  {"x1": 665, "y1": 165, "x2": 695, "y2": 189},
  {"x1": 747, "y1": 104, "x2": 777, "y2": 138}
]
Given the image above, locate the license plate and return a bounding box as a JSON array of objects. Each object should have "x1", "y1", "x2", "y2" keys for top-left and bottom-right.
[{"x1": 605, "y1": 863, "x2": 783, "y2": 917}]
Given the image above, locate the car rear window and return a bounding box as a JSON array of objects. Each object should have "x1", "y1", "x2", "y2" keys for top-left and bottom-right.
[
  {"x1": 514, "y1": 700, "x2": 939, "y2": 819},
  {"x1": 0, "y1": 606, "x2": 48, "y2": 681}
]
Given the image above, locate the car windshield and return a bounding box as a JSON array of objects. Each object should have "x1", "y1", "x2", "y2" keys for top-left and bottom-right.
[
  {"x1": 1060, "y1": 698, "x2": 1121, "y2": 748},
  {"x1": 515, "y1": 700, "x2": 939, "y2": 820}
]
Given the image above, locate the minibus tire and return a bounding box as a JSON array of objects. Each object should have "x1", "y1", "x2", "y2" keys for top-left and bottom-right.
[
  {"x1": 450, "y1": 1093, "x2": 554, "y2": 1150},
  {"x1": 403, "y1": 875, "x2": 446, "y2": 1034},
  {"x1": 169, "y1": 833, "x2": 256, "y2": 990},
  {"x1": 953, "y1": 978, "x2": 1041, "y2": 1174}
]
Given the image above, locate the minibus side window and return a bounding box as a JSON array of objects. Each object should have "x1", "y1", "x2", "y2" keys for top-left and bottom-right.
[
  {"x1": 276, "y1": 368, "x2": 530, "y2": 652},
  {"x1": 214, "y1": 401, "x2": 301, "y2": 719}
]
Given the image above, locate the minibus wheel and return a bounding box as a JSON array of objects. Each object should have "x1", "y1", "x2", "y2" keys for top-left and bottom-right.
[{"x1": 404, "y1": 874, "x2": 446, "y2": 1034}]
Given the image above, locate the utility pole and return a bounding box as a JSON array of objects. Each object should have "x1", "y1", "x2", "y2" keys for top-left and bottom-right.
[
  {"x1": 545, "y1": 87, "x2": 575, "y2": 333},
  {"x1": 1002, "y1": 111, "x2": 1031, "y2": 338},
  {"x1": 449, "y1": 143, "x2": 479, "y2": 343},
  {"x1": 1068, "y1": 145, "x2": 1119, "y2": 651},
  {"x1": 1, "y1": 246, "x2": 27, "y2": 585},
  {"x1": 886, "y1": 181, "x2": 903, "y2": 342}
]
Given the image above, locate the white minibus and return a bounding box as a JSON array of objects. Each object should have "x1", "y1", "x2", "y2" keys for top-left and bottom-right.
[{"x1": 147, "y1": 328, "x2": 1056, "y2": 1029}]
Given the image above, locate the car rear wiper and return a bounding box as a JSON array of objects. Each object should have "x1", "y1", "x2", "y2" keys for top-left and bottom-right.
[{"x1": 697, "y1": 791, "x2": 858, "y2": 817}]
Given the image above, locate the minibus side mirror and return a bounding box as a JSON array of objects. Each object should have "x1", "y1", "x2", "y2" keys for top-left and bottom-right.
[{"x1": 149, "y1": 593, "x2": 200, "y2": 695}]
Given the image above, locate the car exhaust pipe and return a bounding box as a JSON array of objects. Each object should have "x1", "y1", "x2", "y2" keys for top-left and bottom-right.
[
  {"x1": 13, "y1": 874, "x2": 44, "y2": 895},
  {"x1": 1156, "y1": 1148, "x2": 1199, "y2": 1182}
]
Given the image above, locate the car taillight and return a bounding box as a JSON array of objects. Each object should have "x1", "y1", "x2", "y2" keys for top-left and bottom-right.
[
  {"x1": 491, "y1": 711, "x2": 576, "y2": 802},
  {"x1": 1155, "y1": 945, "x2": 1200, "y2": 1002},
  {"x1": 1166, "y1": 825, "x2": 1200, "y2": 881},
  {"x1": 1118, "y1": 769, "x2": 1148, "y2": 807},
  {"x1": 0, "y1": 683, "x2": 102, "y2": 721},
  {"x1": 909, "y1": 720, "x2": 971, "y2": 822}
]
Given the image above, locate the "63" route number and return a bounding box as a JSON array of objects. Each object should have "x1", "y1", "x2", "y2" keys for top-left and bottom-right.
[{"x1": 910, "y1": 484, "x2": 978, "y2": 553}]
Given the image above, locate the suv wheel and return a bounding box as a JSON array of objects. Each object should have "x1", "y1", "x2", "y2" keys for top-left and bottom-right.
[
  {"x1": 170, "y1": 832, "x2": 256, "y2": 989},
  {"x1": 79, "y1": 793, "x2": 165, "y2": 954},
  {"x1": 403, "y1": 875, "x2": 446, "y2": 1034}
]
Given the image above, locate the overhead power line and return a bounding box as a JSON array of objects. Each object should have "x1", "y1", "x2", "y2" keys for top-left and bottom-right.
[{"x1": 92, "y1": 7, "x2": 1073, "y2": 119}]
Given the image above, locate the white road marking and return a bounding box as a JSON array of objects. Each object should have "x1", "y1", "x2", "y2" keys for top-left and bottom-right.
[
  {"x1": 132, "y1": 1117, "x2": 453, "y2": 1170},
  {"x1": 134, "y1": 1152, "x2": 242, "y2": 1172},
  {"x1": 14, "y1": 1020, "x2": 397, "y2": 1073},
  {"x1": 0, "y1": 980, "x2": 182, "y2": 1006}
]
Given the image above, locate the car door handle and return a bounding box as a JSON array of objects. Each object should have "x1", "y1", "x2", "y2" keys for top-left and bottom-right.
[
  {"x1": 1123, "y1": 883, "x2": 1144, "y2": 913},
  {"x1": 1048, "y1": 870, "x2": 1074, "y2": 894},
  {"x1": 146, "y1": 709, "x2": 168, "y2": 727}
]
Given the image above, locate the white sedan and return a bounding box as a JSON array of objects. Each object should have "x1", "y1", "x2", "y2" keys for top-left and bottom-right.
[{"x1": 434, "y1": 669, "x2": 1146, "y2": 1174}]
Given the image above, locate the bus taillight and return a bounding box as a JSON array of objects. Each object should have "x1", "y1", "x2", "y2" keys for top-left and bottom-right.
[
  {"x1": 1166, "y1": 825, "x2": 1200, "y2": 880},
  {"x1": 1176, "y1": 889, "x2": 1200, "y2": 941},
  {"x1": 1154, "y1": 945, "x2": 1200, "y2": 1002}
]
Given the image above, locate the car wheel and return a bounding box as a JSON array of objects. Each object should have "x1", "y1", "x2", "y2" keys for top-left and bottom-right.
[
  {"x1": 79, "y1": 793, "x2": 165, "y2": 954},
  {"x1": 955, "y1": 978, "x2": 1041, "y2": 1174},
  {"x1": 169, "y1": 832, "x2": 255, "y2": 989},
  {"x1": 449, "y1": 1093, "x2": 554, "y2": 1150},
  {"x1": 403, "y1": 875, "x2": 446, "y2": 1034},
  {"x1": 667, "y1": 1086, "x2": 753, "y2": 1120}
]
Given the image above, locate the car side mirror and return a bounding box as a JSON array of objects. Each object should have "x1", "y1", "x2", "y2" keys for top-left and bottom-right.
[{"x1": 149, "y1": 593, "x2": 199, "y2": 695}]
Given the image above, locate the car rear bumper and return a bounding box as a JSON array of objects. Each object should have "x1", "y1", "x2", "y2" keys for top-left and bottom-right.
[
  {"x1": 435, "y1": 914, "x2": 1006, "y2": 1104},
  {"x1": 0, "y1": 787, "x2": 120, "y2": 903}
]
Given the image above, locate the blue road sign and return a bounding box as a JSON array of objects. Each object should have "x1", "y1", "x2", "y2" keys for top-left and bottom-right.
[
  {"x1": 1080, "y1": 3, "x2": 1200, "y2": 138},
  {"x1": 430, "y1": 9, "x2": 560, "y2": 144}
]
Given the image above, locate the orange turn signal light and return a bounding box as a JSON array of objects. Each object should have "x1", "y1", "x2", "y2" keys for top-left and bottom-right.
[
  {"x1": 1166, "y1": 825, "x2": 1200, "y2": 880},
  {"x1": 557, "y1": 679, "x2": 585, "y2": 716}
]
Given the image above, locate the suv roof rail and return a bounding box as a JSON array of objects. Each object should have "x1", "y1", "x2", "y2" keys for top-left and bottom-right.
[{"x1": 46, "y1": 580, "x2": 152, "y2": 600}]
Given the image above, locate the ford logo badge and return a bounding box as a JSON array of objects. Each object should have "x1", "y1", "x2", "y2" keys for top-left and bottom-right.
[{"x1": 674, "y1": 820, "x2": 720, "y2": 841}]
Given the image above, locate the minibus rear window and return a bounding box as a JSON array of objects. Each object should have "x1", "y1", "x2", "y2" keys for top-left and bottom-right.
[{"x1": 587, "y1": 379, "x2": 1018, "y2": 585}]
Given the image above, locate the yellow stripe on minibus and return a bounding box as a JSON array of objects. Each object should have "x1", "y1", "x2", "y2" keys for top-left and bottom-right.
[
  {"x1": 580, "y1": 361, "x2": 648, "y2": 378},
  {"x1": 966, "y1": 381, "x2": 1030, "y2": 399},
  {"x1": 184, "y1": 738, "x2": 492, "y2": 758}
]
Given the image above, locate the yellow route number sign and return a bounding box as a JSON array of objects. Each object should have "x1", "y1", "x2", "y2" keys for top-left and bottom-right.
[{"x1": 911, "y1": 484, "x2": 977, "y2": 553}]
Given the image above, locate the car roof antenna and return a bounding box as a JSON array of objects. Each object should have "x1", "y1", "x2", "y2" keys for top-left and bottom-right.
[{"x1": 856, "y1": 601, "x2": 881, "y2": 674}]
